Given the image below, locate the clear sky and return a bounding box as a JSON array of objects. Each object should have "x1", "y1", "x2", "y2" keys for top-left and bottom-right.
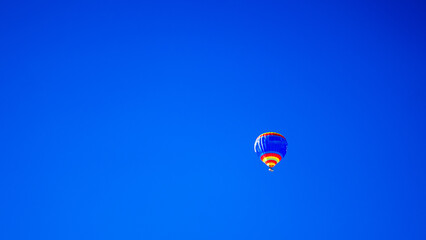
[{"x1": 1, "y1": 0, "x2": 426, "y2": 239}]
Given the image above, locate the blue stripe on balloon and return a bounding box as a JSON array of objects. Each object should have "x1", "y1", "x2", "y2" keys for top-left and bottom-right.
[{"x1": 254, "y1": 134, "x2": 287, "y2": 159}]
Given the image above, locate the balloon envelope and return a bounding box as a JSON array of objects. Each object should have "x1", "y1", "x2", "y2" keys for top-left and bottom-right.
[{"x1": 254, "y1": 132, "x2": 288, "y2": 169}]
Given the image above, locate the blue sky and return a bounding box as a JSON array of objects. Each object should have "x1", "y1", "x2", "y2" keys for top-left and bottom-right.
[{"x1": 1, "y1": 0, "x2": 426, "y2": 239}]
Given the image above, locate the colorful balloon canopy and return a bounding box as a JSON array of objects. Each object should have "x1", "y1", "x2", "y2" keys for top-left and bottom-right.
[{"x1": 254, "y1": 132, "x2": 288, "y2": 171}]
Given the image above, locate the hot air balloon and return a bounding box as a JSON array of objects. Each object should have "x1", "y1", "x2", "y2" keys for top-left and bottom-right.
[{"x1": 254, "y1": 132, "x2": 288, "y2": 171}]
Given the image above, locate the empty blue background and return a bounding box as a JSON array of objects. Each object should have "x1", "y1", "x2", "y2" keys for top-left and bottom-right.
[{"x1": 1, "y1": 0, "x2": 426, "y2": 239}]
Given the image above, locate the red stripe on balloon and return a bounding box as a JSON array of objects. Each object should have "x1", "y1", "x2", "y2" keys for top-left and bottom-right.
[
  {"x1": 257, "y1": 132, "x2": 286, "y2": 140},
  {"x1": 261, "y1": 153, "x2": 282, "y2": 161}
]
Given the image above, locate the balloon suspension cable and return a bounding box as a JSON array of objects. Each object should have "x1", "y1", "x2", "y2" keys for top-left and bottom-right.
[{"x1": 268, "y1": 167, "x2": 274, "y2": 172}]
